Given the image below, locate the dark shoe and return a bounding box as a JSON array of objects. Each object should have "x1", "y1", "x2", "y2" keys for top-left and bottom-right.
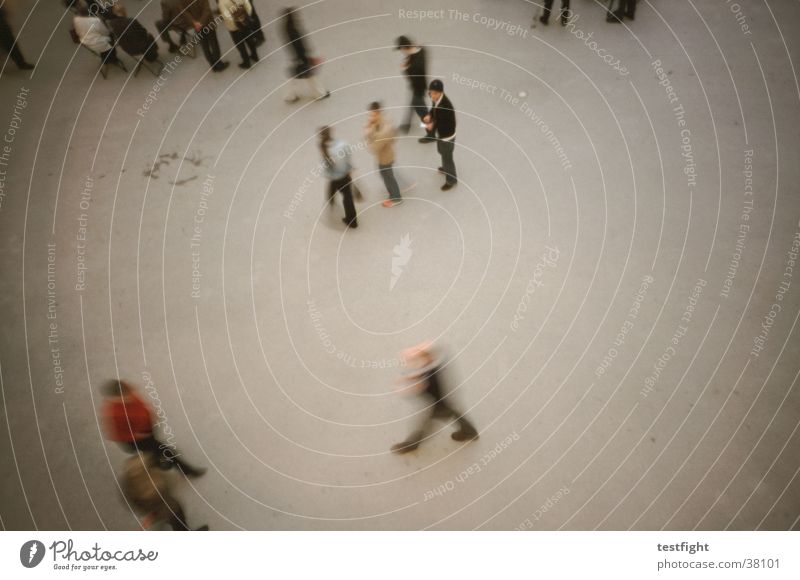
[
  {"x1": 251, "y1": 53, "x2": 259, "y2": 63},
  {"x1": 212, "y1": 61, "x2": 229, "y2": 72},
  {"x1": 316, "y1": 91, "x2": 331, "y2": 101},
  {"x1": 398, "y1": 123, "x2": 411, "y2": 134},
  {"x1": 625, "y1": 11, "x2": 635, "y2": 20},
  {"x1": 239, "y1": 61, "x2": 251, "y2": 69},
  {"x1": 179, "y1": 466, "x2": 207, "y2": 478},
  {"x1": 539, "y1": 16, "x2": 549, "y2": 26},
  {"x1": 561, "y1": 10, "x2": 570, "y2": 26},
  {"x1": 451, "y1": 430, "x2": 479, "y2": 442},
  {"x1": 437, "y1": 167, "x2": 445, "y2": 173},
  {"x1": 168, "y1": 44, "x2": 179, "y2": 53},
  {"x1": 418, "y1": 137, "x2": 435, "y2": 144},
  {"x1": 17, "y1": 61, "x2": 34, "y2": 70},
  {"x1": 342, "y1": 217, "x2": 358, "y2": 229},
  {"x1": 607, "y1": 11, "x2": 623, "y2": 22},
  {"x1": 441, "y1": 182, "x2": 456, "y2": 191},
  {"x1": 391, "y1": 441, "x2": 419, "y2": 454}
]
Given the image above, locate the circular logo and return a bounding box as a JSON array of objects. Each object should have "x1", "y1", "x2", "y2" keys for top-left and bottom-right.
[{"x1": 19, "y1": 540, "x2": 45, "y2": 568}]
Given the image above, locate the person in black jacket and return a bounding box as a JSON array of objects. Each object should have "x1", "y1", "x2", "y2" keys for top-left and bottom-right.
[
  {"x1": 282, "y1": 7, "x2": 329, "y2": 102},
  {"x1": 607, "y1": 0, "x2": 636, "y2": 23},
  {"x1": 391, "y1": 342, "x2": 479, "y2": 454},
  {"x1": 422, "y1": 79, "x2": 458, "y2": 191},
  {"x1": 539, "y1": 0, "x2": 570, "y2": 26},
  {"x1": 106, "y1": 4, "x2": 160, "y2": 62},
  {"x1": 0, "y1": 6, "x2": 34, "y2": 70},
  {"x1": 396, "y1": 35, "x2": 431, "y2": 137}
]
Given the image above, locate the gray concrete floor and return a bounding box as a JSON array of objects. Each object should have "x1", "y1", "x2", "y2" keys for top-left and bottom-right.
[{"x1": 1, "y1": 0, "x2": 799, "y2": 530}]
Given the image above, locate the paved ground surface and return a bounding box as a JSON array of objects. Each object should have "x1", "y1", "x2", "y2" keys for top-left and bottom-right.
[{"x1": 1, "y1": 0, "x2": 799, "y2": 530}]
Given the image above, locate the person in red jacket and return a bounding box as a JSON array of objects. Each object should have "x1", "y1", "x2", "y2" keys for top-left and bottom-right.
[{"x1": 102, "y1": 379, "x2": 205, "y2": 478}]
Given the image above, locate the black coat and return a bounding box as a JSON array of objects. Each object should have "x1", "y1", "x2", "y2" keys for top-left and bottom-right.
[
  {"x1": 429, "y1": 94, "x2": 456, "y2": 140},
  {"x1": 107, "y1": 17, "x2": 158, "y2": 59},
  {"x1": 404, "y1": 47, "x2": 427, "y2": 95}
]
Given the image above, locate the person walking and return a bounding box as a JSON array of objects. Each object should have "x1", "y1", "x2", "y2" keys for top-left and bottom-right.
[
  {"x1": 539, "y1": 0, "x2": 570, "y2": 26},
  {"x1": 364, "y1": 102, "x2": 403, "y2": 208},
  {"x1": 282, "y1": 7, "x2": 329, "y2": 102},
  {"x1": 101, "y1": 379, "x2": 206, "y2": 478},
  {"x1": 395, "y1": 35, "x2": 431, "y2": 138},
  {"x1": 422, "y1": 79, "x2": 458, "y2": 191},
  {"x1": 0, "y1": 6, "x2": 34, "y2": 70},
  {"x1": 391, "y1": 342, "x2": 479, "y2": 454},
  {"x1": 319, "y1": 126, "x2": 357, "y2": 229},
  {"x1": 217, "y1": 0, "x2": 259, "y2": 69},
  {"x1": 121, "y1": 452, "x2": 208, "y2": 531}
]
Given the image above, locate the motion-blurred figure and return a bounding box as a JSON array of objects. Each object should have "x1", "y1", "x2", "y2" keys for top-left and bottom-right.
[
  {"x1": 391, "y1": 342, "x2": 479, "y2": 454},
  {"x1": 102, "y1": 379, "x2": 206, "y2": 478},
  {"x1": 0, "y1": 6, "x2": 34, "y2": 70},
  {"x1": 539, "y1": 0, "x2": 570, "y2": 26},
  {"x1": 364, "y1": 101, "x2": 403, "y2": 208},
  {"x1": 319, "y1": 126, "x2": 357, "y2": 228},
  {"x1": 395, "y1": 35, "x2": 430, "y2": 137},
  {"x1": 607, "y1": 0, "x2": 636, "y2": 23},
  {"x1": 282, "y1": 7, "x2": 329, "y2": 102},
  {"x1": 121, "y1": 452, "x2": 208, "y2": 531}
]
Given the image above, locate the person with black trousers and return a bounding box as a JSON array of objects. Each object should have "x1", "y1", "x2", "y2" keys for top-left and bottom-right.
[
  {"x1": 607, "y1": 0, "x2": 636, "y2": 23},
  {"x1": 539, "y1": 0, "x2": 570, "y2": 26},
  {"x1": 184, "y1": 0, "x2": 229, "y2": 72},
  {"x1": 396, "y1": 35, "x2": 431, "y2": 137},
  {"x1": 391, "y1": 342, "x2": 479, "y2": 454},
  {"x1": 0, "y1": 6, "x2": 34, "y2": 70},
  {"x1": 282, "y1": 7, "x2": 329, "y2": 102},
  {"x1": 218, "y1": 0, "x2": 259, "y2": 69},
  {"x1": 422, "y1": 79, "x2": 458, "y2": 191},
  {"x1": 319, "y1": 126, "x2": 357, "y2": 228}
]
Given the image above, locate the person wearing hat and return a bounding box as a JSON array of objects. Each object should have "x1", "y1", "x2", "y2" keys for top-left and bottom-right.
[
  {"x1": 391, "y1": 343, "x2": 479, "y2": 454},
  {"x1": 422, "y1": 79, "x2": 458, "y2": 191},
  {"x1": 395, "y1": 35, "x2": 431, "y2": 138}
]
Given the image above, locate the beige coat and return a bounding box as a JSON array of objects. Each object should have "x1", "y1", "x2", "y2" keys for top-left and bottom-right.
[{"x1": 365, "y1": 117, "x2": 396, "y2": 165}]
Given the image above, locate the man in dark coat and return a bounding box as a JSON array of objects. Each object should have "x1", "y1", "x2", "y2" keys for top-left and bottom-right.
[{"x1": 422, "y1": 79, "x2": 458, "y2": 191}]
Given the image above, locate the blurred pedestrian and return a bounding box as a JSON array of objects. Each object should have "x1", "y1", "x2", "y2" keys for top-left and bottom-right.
[
  {"x1": 0, "y1": 6, "x2": 34, "y2": 70},
  {"x1": 422, "y1": 79, "x2": 458, "y2": 191},
  {"x1": 539, "y1": 0, "x2": 570, "y2": 26},
  {"x1": 218, "y1": 0, "x2": 259, "y2": 69},
  {"x1": 395, "y1": 35, "x2": 431, "y2": 138},
  {"x1": 282, "y1": 7, "x2": 329, "y2": 102},
  {"x1": 319, "y1": 126, "x2": 357, "y2": 228},
  {"x1": 364, "y1": 101, "x2": 403, "y2": 208},
  {"x1": 102, "y1": 379, "x2": 206, "y2": 478},
  {"x1": 607, "y1": 0, "x2": 636, "y2": 23},
  {"x1": 121, "y1": 452, "x2": 208, "y2": 531},
  {"x1": 391, "y1": 342, "x2": 479, "y2": 454}
]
